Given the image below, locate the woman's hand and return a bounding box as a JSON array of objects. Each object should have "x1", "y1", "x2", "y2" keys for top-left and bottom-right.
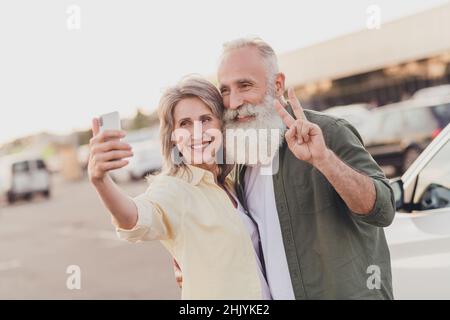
[
  {"x1": 88, "y1": 118, "x2": 133, "y2": 184},
  {"x1": 87, "y1": 118, "x2": 138, "y2": 230}
]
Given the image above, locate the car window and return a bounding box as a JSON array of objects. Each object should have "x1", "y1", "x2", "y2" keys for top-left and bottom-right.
[
  {"x1": 36, "y1": 159, "x2": 47, "y2": 170},
  {"x1": 12, "y1": 161, "x2": 30, "y2": 173},
  {"x1": 413, "y1": 140, "x2": 450, "y2": 210},
  {"x1": 403, "y1": 107, "x2": 438, "y2": 134},
  {"x1": 430, "y1": 103, "x2": 450, "y2": 128}
]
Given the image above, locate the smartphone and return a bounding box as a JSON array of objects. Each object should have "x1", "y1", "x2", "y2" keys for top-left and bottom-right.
[{"x1": 99, "y1": 111, "x2": 121, "y2": 133}]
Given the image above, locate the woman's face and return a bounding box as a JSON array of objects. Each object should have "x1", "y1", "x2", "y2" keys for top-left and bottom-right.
[{"x1": 172, "y1": 97, "x2": 222, "y2": 166}]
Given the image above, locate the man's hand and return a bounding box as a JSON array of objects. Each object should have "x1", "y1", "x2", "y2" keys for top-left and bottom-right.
[
  {"x1": 276, "y1": 89, "x2": 377, "y2": 215},
  {"x1": 275, "y1": 88, "x2": 330, "y2": 167},
  {"x1": 173, "y1": 259, "x2": 182, "y2": 289}
]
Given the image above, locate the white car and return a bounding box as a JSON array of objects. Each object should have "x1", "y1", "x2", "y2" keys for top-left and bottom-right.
[
  {"x1": 110, "y1": 139, "x2": 163, "y2": 182},
  {"x1": 5, "y1": 158, "x2": 51, "y2": 204},
  {"x1": 126, "y1": 140, "x2": 163, "y2": 180},
  {"x1": 413, "y1": 84, "x2": 450, "y2": 100},
  {"x1": 386, "y1": 123, "x2": 450, "y2": 299},
  {"x1": 323, "y1": 103, "x2": 372, "y2": 133}
]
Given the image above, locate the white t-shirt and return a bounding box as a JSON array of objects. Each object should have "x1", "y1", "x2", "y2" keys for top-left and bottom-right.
[
  {"x1": 244, "y1": 162, "x2": 296, "y2": 300},
  {"x1": 228, "y1": 190, "x2": 272, "y2": 300}
]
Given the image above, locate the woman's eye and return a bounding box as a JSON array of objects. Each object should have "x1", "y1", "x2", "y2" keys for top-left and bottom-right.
[{"x1": 202, "y1": 118, "x2": 211, "y2": 123}]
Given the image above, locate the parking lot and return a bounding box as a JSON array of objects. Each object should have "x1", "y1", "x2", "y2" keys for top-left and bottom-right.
[{"x1": 0, "y1": 175, "x2": 180, "y2": 299}]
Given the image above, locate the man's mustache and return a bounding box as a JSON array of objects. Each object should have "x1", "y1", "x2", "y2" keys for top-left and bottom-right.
[{"x1": 223, "y1": 105, "x2": 258, "y2": 122}]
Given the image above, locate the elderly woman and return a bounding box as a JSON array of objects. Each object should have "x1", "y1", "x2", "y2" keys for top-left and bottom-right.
[{"x1": 88, "y1": 76, "x2": 271, "y2": 299}]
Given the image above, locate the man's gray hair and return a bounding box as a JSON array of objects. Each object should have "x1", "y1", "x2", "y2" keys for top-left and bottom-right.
[{"x1": 222, "y1": 36, "x2": 279, "y2": 80}]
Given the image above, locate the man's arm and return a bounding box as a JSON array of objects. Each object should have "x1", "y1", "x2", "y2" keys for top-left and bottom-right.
[
  {"x1": 275, "y1": 88, "x2": 395, "y2": 227},
  {"x1": 314, "y1": 149, "x2": 376, "y2": 215},
  {"x1": 319, "y1": 118, "x2": 396, "y2": 227}
]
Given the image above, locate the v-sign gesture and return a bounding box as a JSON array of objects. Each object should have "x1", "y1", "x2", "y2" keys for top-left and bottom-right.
[{"x1": 275, "y1": 88, "x2": 330, "y2": 166}]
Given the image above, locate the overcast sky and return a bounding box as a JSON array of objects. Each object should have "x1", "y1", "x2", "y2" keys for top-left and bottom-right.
[{"x1": 0, "y1": 0, "x2": 449, "y2": 145}]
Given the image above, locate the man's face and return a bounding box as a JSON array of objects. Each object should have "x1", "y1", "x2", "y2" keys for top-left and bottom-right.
[
  {"x1": 217, "y1": 46, "x2": 286, "y2": 165},
  {"x1": 218, "y1": 46, "x2": 269, "y2": 118}
]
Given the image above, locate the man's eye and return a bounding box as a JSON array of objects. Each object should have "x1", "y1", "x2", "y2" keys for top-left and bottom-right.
[
  {"x1": 221, "y1": 89, "x2": 229, "y2": 95},
  {"x1": 202, "y1": 118, "x2": 211, "y2": 123},
  {"x1": 180, "y1": 121, "x2": 189, "y2": 127}
]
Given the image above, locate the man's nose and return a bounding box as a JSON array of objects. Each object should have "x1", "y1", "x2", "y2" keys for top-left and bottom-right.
[{"x1": 229, "y1": 91, "x2": 244, "y2": 110}]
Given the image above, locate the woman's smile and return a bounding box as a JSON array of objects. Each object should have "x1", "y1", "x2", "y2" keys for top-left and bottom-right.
[{"x1": 189, "y1": 139, "x2": 213, "y2": 153}]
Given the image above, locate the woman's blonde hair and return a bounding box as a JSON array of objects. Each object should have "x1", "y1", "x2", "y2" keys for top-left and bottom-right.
[{"x1": 157, "y1": 75, "x2": 227, "y2": 181}]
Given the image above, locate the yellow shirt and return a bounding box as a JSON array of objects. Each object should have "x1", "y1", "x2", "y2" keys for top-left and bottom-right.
[{"x1": 115, "y1": 165, "x2": 263, "y2": 300}]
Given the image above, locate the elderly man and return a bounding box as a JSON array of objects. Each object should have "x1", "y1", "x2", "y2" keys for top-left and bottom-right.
[{"x1": 176, "y1": 37, "x2": 395, "y2": 300}]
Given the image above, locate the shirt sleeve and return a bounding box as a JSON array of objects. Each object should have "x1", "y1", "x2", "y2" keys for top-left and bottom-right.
[
  {"x1": 115, "y1": 177, "x2": 184, "y2": 242},
  {"x1": 324, "y1": 118, "x2": 396, "y2": 227}
]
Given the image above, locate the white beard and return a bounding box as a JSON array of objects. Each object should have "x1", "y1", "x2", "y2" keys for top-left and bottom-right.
[{"x1": 223, "y1": 93, "x2": 286, "y2": 165}]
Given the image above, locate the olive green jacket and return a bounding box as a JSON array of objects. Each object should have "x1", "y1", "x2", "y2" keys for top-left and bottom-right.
[{"x1": 233, "y1": 108, "x2": 395, "y2": 300}]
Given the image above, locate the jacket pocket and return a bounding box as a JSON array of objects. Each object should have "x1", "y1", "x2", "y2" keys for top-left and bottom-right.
[{"x1": 291, "y1": 167, "x2": 336, "y2": 214}]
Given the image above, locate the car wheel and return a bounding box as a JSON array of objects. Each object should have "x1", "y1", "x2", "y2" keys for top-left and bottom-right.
[
  {"x1": 24, "y1": 193, "x2": 33, "y2": 201},
  {"x1": 7, "y1": 193, "x2": 15, "y2": 204},
  {"x1": 403, "y1": 147, "x2": 422, "y2": 173},
  {"x1": 42, "y1": 190, "x2": 51, "y2": 198}
]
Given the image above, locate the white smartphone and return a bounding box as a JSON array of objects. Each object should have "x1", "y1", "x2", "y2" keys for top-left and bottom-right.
[{"x1": 99, "y1": 111, "x2": 121, "y2": 133}]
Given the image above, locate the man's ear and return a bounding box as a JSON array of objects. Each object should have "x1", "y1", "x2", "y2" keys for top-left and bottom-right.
[{"x1": 275, "y1": 72, "x2": 286, "y2": 98}]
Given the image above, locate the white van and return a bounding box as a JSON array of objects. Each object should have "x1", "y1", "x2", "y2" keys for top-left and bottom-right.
[{"x1": 5, "y1": 158, "x2": 51, "y2": 204}]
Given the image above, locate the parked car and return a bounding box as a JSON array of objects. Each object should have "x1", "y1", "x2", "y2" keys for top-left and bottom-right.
[
  {"x1": 323, "y1": 103, "x2": 372, "y2": 133},
  {"x1": 5, "y1": 158, "x2": 51, "y2": 204},
  {"x1": 386, "y1": 123, "x2": 450, "y2": 299},
  {"x1": 77, "y1": 144, "x2": 90, "y2": 171},
  {"x1": 413, "y1": 84, "x2": 450, "y2": 100},
  {"x1": 109, "y1": 128, "x2": 163, "y2": 182},
  {"x1": 121, "y1": 140, "x2": 162, "y2": 180},
  {"x1": 359, "y1": 97, "x2": 450, "y2": 175}
]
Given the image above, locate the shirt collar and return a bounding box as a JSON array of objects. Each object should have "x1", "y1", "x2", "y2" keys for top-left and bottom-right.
[{"x1": 175, "y1": 164, "x2": 217, "y2": 186}]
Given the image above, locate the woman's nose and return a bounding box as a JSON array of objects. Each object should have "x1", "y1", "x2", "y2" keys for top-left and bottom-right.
[{"x1": 193, "y1": 120, "x2": 203, "y2": 139}]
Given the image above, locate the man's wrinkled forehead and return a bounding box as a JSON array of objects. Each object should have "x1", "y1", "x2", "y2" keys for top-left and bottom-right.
[{"x1": 217, "y1": 47, "x2": 267, "y2": 86}]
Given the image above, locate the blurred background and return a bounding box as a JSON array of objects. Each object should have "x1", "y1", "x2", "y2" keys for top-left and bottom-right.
[{"x1": 1, "y1": 0, "x2": 450, "y2": 299}]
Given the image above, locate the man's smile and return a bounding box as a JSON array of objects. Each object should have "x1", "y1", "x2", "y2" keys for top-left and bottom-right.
[{"x1": 235, "y1": 115, "x2": 256, "y2": 123}]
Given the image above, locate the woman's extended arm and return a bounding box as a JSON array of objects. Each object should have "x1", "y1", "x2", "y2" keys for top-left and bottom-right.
[{"x1": 91, "y1": 175, "x2": 138, "y2": 229}]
